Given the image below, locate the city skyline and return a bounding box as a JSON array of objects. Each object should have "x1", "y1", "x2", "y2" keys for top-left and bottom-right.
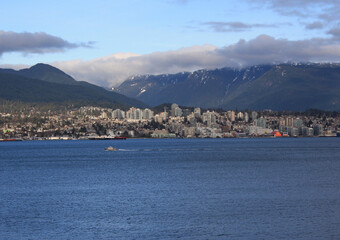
[{"x1": 1, "y1": 103, "x2": 338, "y2": 140}]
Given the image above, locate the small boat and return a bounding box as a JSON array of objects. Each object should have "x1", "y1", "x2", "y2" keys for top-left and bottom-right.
[{"x1": 105, "y1": 146, "x2": 118, "y2": 151}]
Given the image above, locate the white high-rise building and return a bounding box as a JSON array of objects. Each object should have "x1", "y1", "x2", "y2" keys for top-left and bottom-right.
[
  {"x1": 171, "y1": 103, "x2": 179, "y2": 117},
  {"x1": 143, "y1": 108, "x2": 154, "y2": 119},
  {"x1": 255, "y1": 117, "x2": 266, "y2": 129},
  {"x1": 112, "y1": 109, "x2": 125, "y2": 119},
  {"x1": 127, "y1": 107, "x2": 142, "y2": 120},
  {"x1": 252, "y1": 111, "x2": 258, "y2": 121},
  {"x1": 202, "y1": 111, "x2": 217, "y2": 127},
  {"x1": 135, "y1": 108, "x2": 142, "y2": 120},
  {"x1": 171, "y1": 103, "x2": 182, "y2": 117},
  {"x1": 237, "y1": 112, "x2": 244, "y2": 120},
  {"x1": 244, "y1": 112, "x2": 249, "y2": 122},
  {"x1": 230, "y1": 111, "x2": 235, "y2": 122}
]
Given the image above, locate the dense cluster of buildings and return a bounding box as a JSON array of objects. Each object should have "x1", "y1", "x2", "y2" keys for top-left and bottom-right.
[{"x1": 0, "y1": 103, "x2": 339, "y2": 140}]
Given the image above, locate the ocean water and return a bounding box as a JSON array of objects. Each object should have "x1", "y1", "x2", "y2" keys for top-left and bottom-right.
[{"x1": 1, "y1": 138, "x2": 340, "y2": 239}]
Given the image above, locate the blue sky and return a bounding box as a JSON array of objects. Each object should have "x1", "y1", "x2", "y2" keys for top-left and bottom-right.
[{"x1": 1, "y1": 0, "x2": 340, "y2": 86}]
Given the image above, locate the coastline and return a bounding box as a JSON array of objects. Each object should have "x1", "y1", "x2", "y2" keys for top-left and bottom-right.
[{"x1": 1, "y1": 135, "x2": 338, "y2": 142}]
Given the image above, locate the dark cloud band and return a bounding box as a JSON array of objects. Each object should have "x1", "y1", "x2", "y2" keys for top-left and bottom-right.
[
  {"x1": 203, "y1": 21, "x2": 277, "y2": 32},
  {"x1": 0, "y1": 31, "x2": 92, "y2": 56}
]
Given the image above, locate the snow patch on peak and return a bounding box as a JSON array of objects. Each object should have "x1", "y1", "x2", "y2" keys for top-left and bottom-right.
[{"x1": 137, "y1": 88, "x2": 147, "y2": 96}]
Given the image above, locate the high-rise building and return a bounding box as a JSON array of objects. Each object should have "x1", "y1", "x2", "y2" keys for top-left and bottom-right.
[
  {"x1": 285, "y1": 117, "x2": 294, "y2": 127},
  {"x1": 288, "y1": 127, "x2": 299, "y2": 137},
  {"x1": 202, "y1": 111, "x2": 217, "y2": 127},
  {"x1": 279, "y1": 117, "x2": 285, "y2": 126},
  {"x1": 237, "y1": 112, "x2": 244, "y2": 120},
  {"x1": 302, "y1": 127, "x2": 314, "y2": 136},
  {"x1": 313, "y1": 124, "x2": 323, "y2": 136},
  {"x1": 112, "y1": 109, "x2": 125, "y2": 119},
  {"x1": 142, "y1": 108, "x2": 154, "y2": 120},
  {"x1": 293, "y1": 118, "x2": 303, "y2": 128},
  {"x1": 244, "y1": 112, "x2": 249, "y2": 122},
  {"x1": 175, "y1": 107, "x2": 183, "y2": 117},
  {"x1": 171, "y1": 103, "x2": 179, "y2": 117},
  {"x1": 194, "y1": 108, "x2": 201, "y2": 117},
  {"x1": 231, "y1": 111, "x2": 235, "y2": 122},
  {"x1": 135, "y1": 108, "x2": 142, "y2": 120},
  {"x1": 171, "y1": 103, "x2": 183, "y2": 117},
  {"x1": 251, "y1": 111, "x2": 258, "y2": 121},
  {"x1": 127, "y1": 107, "x2": 143, "y2": 120},
  {"x1": 159, "y1": 111, "x2": 168, "y2": 121},
  {"x1": 255, "y1": 117, "x2": 266, "y2": 129}
]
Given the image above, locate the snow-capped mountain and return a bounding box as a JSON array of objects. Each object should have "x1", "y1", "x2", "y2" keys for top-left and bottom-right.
[{"x1": 114, "y1": 63, "x2": 340, "y2": 111}]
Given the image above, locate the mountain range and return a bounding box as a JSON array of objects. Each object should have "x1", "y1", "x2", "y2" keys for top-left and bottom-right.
[
  {"x1": 1, "y1": 63, "x2": 339, "y2": 111},
  {"x1": 0, "y1": 63, "x2": 147, "y2": 109},
  {"x1": 114, "y1": 63, "x2": 340, "y2": 111}
]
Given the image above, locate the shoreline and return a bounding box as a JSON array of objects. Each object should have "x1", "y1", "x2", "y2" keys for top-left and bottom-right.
[{"x1": 1, "y1": 135, "x2": 339, "y2": 142}]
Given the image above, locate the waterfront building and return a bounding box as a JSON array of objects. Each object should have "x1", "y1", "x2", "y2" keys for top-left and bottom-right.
[
  {"x1": 302, "y1": 127, "x2": 314, "y2": 136},
  {"x1": 248, "y1": 126, "x2": 272, "y2": 136},
  {"x1": 279, "y1": 117, "x2": 285, "y2": 126},
  {"x1": 293, "y1": 118, "x2": 303, "y2": 128},
  {"x1": 285, "y1": 117, "x2": 294, "y2": 127},
  {"x1": 288, "y1": 127, "x2": 299, "y2": 137},
  {"x1": 255, "y1": 117, "x2": 266, "y2": 129},
  {"x1": 313, "y1": 124, "x2": 323, "y2": 136}
]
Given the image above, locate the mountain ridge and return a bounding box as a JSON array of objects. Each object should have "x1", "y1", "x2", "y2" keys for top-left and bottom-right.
[
  {"x1": 0, "y1": 64, "x2": 147, "y2": 109},
  {"x1": 114, "y1": 63, "x2": 340, "y2": 111}
]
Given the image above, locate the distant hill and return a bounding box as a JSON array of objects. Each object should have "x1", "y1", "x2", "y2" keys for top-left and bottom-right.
[
  {"x1": 114, "y1": 64, "x2": 340, "y2": 111},
  {"x1": 16, "y1": 63, "x2": 79, "y2": 85},
  {"x1": 0, "y1": 64, "x2": 147, "y2": 109}
]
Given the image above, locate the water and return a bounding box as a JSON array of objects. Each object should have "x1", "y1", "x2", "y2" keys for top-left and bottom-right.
[{"x1": 1, "y1": 138, "x2": 340, "y2": 239}]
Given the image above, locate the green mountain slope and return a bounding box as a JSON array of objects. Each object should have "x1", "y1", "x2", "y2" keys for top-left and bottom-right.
[
  {"x1": 17, "y1": 63, "x2": 78, "y2": 85},
  {"x1": 0, "y1": 64, "x2": 147, "y2": 109},
  {"x1": 224, "y1": 64, "x2": 340, "y2": 111}
]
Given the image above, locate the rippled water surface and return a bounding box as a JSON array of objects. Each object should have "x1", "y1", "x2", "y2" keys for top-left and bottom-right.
[{"x1": 1, "y1": 138, "x2": 340, "y2": 239}]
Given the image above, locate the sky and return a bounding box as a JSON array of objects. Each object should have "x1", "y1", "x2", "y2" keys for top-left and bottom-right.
[{"x1": 1, "y1": 0, "x2": 340, "y2": 87}]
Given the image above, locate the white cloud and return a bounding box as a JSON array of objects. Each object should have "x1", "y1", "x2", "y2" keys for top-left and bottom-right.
[{"x1": 50, "y1": 34, "x2": 340, "y2": 88}]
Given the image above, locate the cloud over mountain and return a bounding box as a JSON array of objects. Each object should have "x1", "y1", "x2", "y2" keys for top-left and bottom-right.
[
  {"x1": 0, "y1": 31, "x2": 92, "y2": 56},
  {"x1": 52, "y1": 34, "x2": 340, "y2": 88}
]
